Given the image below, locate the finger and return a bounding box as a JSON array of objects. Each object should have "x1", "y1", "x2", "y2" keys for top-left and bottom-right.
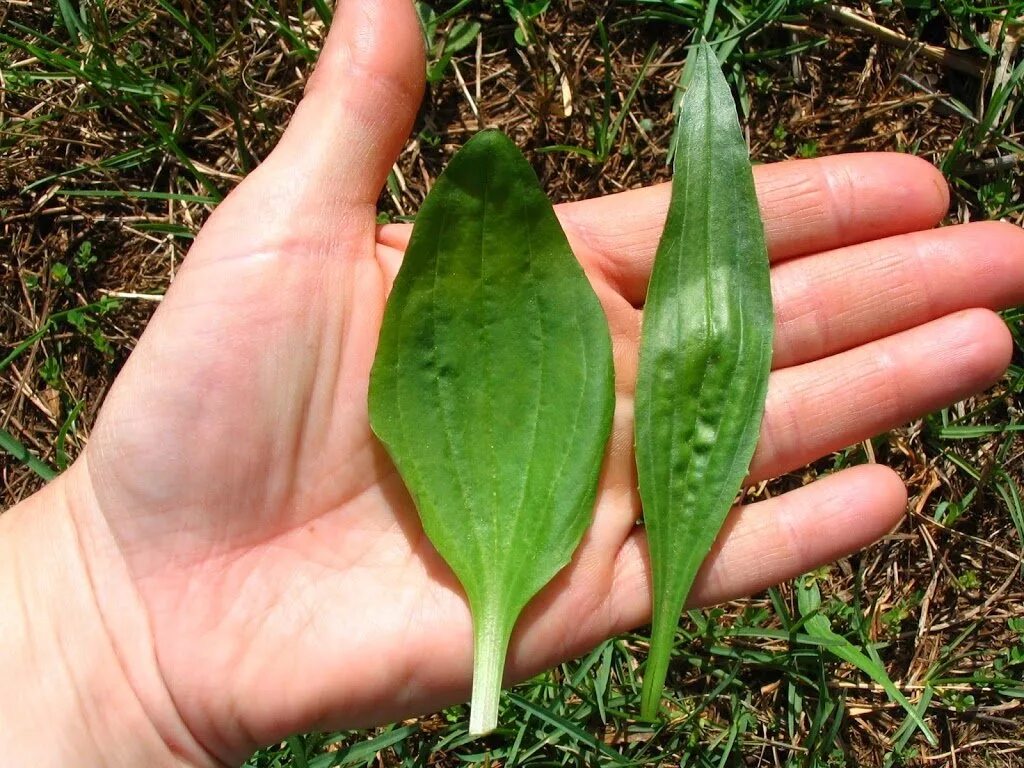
[
  {"x1": 513, "y1": 464, "x2": 906, "y2": 672},
  {"x1": 556, "y1": 153, "x2": 950, "y2": 306},
  {"x1": 752, "y1": 308, "x2": 1011, "y2": 482},
  {"x1": 690, "y1": 466, "x2": 908, "y2": 607},
  {"x1": 378, "y1": 464, "x2": 904, "y2": 729},
  {"x1": 376, "y1": 153, "x2": 950, "y2": 302},
  {"x1": 772, "y1": 220, "x2": 1024, "y2": 368},
  {"x1": 213, "y1": 0, "x2": 424, "y2": 245},
  {"x1": 596, "y1": 464, "x2": 907, "y2": 637},
  {"x1": 276, "y1": 0, "x2": 424, "y2": 202}
]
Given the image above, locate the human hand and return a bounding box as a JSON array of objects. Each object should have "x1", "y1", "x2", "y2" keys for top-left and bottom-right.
[{"x1": 3, "y1": 0, "x2": 1022, "y2": 765}]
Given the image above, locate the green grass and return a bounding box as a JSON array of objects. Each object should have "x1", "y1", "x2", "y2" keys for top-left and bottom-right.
[{"x1": 2, "y1": 1, "x2": 1022, "y2": 765}]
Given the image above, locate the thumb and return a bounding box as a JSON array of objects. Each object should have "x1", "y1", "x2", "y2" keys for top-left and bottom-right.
[
  {"x1": 274, "y1": 0, "x2": 424, "y2": 202},
  {"x1": 214, "y1": 0, "x2": 425, "y2": 239}
]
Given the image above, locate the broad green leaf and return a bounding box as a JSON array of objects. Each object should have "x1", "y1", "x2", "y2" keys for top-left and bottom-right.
[
  {"x1": 634, "y1": 41, "x2": 773, "y2": 719},
  {"x1": 368, "y1": 130, "x2": 614, "y2": 735}
]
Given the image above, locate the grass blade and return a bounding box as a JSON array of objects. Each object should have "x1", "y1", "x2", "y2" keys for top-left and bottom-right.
[{"x1": 0, "y1": 428, "x2": 58, "y2": 482}]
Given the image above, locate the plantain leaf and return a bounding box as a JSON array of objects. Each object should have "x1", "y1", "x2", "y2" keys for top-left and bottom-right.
[
  {"x1": 368, "y1": 130, "x2": 615, "y2": 735},
  {"x1": 634, "y1": 41, "x2": 774, "y2": 719}
]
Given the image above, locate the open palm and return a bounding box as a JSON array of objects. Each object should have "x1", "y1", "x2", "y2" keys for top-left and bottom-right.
[{"x1": 55, "y1": 1, "x2": 1023, "y2": 764}]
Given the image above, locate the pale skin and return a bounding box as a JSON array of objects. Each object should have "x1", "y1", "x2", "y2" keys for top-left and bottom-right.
[{"x1": 2, "y1": 1, "x2": 1023, "y2": 765}]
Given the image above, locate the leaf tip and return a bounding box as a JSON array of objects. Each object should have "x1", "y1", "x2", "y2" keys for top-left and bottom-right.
[{"x1": 463, "y1": 127, "x2": 516, "y2": 154}]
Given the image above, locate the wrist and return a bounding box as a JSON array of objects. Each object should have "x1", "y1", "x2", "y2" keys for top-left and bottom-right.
[{"x1": 0, "y1": 465, "x2": 214, "y2": 767}]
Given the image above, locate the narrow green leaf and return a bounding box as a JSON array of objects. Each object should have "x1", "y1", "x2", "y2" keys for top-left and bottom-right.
[
  {"x1": 446, "y1": 19, "x2": 481, "y2": 53},
  {"x1": 427, "y1": 19, "x2": 480, "y2": 83},
  {"x1": 57, "y1": 188, "x2": 219, "y2": 205},
  {"x1": 796, "y1": 579, "x2": 937, "y2": 745},
  {"x1": 308, "y1": 725, "x2": 418, "y2": 768},
  {"x1": 506, "y1": 693, "x2": 628, "y2": 764},
  {"x1": 311, "y1": 0, "x2": 334, "y2": 25},
  {"x1": 285, "y1": 735, "x2": 309, "y2": 768},
  {"x1": 55, "y1": 0, "x2": 84, "y2": 45},
  {"x1": 0, "y1": 427, "x2": 58, "y2": 481},
  {"x1": 369, "y1": 130, "x2": 614, "y2": 735},
  {"x1": 634, "y1": 41, "x2": 774, "y2": 719},
  {"x1": 153, "y1": 0, "x2": 216, "y2": 55}
]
